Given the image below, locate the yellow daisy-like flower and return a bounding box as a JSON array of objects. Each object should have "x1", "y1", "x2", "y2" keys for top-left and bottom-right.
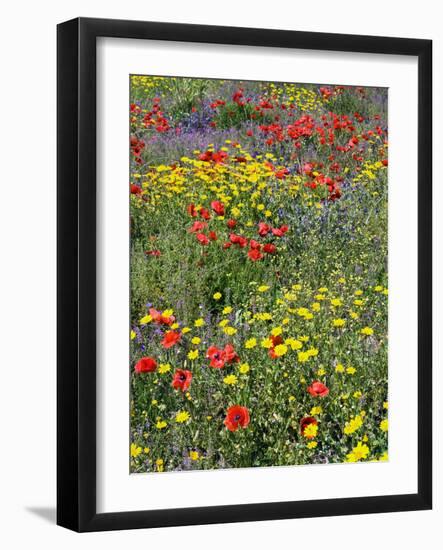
[
  {"x1": 383, "y1": 401, "x2": 389, "y2": 410},
  {"x1": 219, "y1": 319, "x2": 229, "y2": 327},
  {"x1": 139, "y1": 314, "x2": 152, "y2": 325},
  {"x1": 346, "y1": 442, "x2": 369, "y2": 462},
  {"x1": 271, "y1": 326, "x2": 283, "y2": 336},
  {"x1": 273, "y1": 344, "x2": 288, "y2": 357},
  {"x1": 213, "y1": 292, "x2": 222, "y2": 300},
  {"x1": 175, "y1": 411, "x2": 191, "y2": 423},
  {"x1": 297, "y1": 351, "x2": 310, "y2": 363},
  {"x1": 307, "y1": 441, "x2": 318, "y2": 449},
  {"x1": 162, "y1": 309, "x2": 174, "y2": 318},
  {"x1": 306, "y1": 347, "x2": 318, "y2": 357},
  {"x1": 191, "y1": 337, "x2": 201, "y2": 345},
  {"x1": 333, "y1": 318, "x2": 346, "y2": 327},
  {"x1": 261, "y1": 337, "x2": 273, "y2": 349},
  {"x1": 310, "y1": 406, "x2": 322, "y2": 416},
  {"x1": 170, "y1": 322, "x2": 179, "y2": 330},
  {"x1": 330, "y1": 298, "x2": 342, "y2": 307},
  {"x1": 374, "y1": 285, "x2": 383, "y2": 292},
  {"x1": 303, "y1": 423, "x2": 318, "y2": 438},
  {"x1": 379, "y1": 451, "x2": 389, "y2": 462},
  {"x1": 245, "y1": 338, "x2": 257, "y2": 349},
  {"x1": 318, "y1": 287, "x2": 328, "y2": 293},
  {"x1": 158, "y1": 363, "x2": 171, "y2": 374},
  {"x1": 182, "y1": 327, "x2": 191, "y2": 334},
  {"x1": 353, "y1": 299, "x2": 364, "y2": 306},
  {"x1": 194, "y1": 318, "x2": 205, "y2": 327},
  {"x1": 258, "y1": 285, "x2": 270, "y2": 292},
  {"x1": 223, "y1": 374, "x2": 238, "y2": 385},
  {"x1": 317, "y1": 367, "x2": 326, "y2": 376},
  {"x1": 222, "y1": 306, "x2": 233, "y2": 314},
  {"x1": 156, "y1": 420, "x2": 168, "y2": 430},
  {"x1": 346, "y1": 367, "x2": 356, "y2": 375},
  {"x1": 299, "y1": 335, "x2": 309, "y2": 342},
  {"x1": 361, "y1": 326, "x2": 374, "y2": 336},
  {"x1": 224, "y1": 326, "x2": 237, "y2": 336},
  {"x1": 285, "y1": 338, "x2": 302, "y2": 350},
  {"x1": 355, "y1": 290, "x2": 363, "y2": 296},
  {"x1": 344, "y1": 414, "x2": 363, "y2": 435},
  {"x1": 187, "y1": 349, "x2": 199, "y2": 360},
  {"x1": 189, "y1": 450, "x2": 199, "y2": 461},
  {"x1": 335, "y1": 363, "x2": 345, "y2": 373},
  {"x1": 130, "y1": 330, "x2": 136, "y2": 340},
  {"x1": 131, "y1": 443, "x2": 142, "y2": 458},
  {"x1": 239, "y1": 363, "x2": 250, "y2": 374},
  {"x1": 380, "y1": 419, "x2": 389, "y2": 432}
]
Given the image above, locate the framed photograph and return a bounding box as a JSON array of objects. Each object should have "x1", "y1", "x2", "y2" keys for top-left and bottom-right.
[{"x1": 57, "y1": 17, "x2": 432, "y2": 532}]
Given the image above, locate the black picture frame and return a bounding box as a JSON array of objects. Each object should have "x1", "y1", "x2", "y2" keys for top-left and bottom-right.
[{"x1": 57, "y1": 17, "x2": 432, "y2": 532}]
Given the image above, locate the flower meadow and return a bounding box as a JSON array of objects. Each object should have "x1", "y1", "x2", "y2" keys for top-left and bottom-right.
[{"x1": 129, "y1": 76, "x2": 389, "y2": 473}]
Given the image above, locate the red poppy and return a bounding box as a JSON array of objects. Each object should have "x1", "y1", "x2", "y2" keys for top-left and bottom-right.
[
  {"x1": 208, "y1": 231, "x2": 217, "y2": 241},
  {"x1": 249, "y1": 239, "x2": 261, "y2": 250},
  {"x1": 272, "y1": 225, "x2": 289, "y2": 237},
  {"x1": 223, "y1": 242, "x2": 232, "y2": 249},
  {"x1": 206, "y1": 343, "x2": 239, "y2": 369},
  {"x1": 224, "y1": 405, "x2": 250, "y2": 432},
  {"x1": 161, "y1": 330, "x2": 181, "y2": 349},
  {"x1": 227, "y1": 219, "x2": 237, "y2": 229},
  {"x1": 303, "y1": 162, "x2": 314, "y2": 175},
  {"x1": 171, "y1": 369, "x2": 192, "y2": 392},
  {"x1": 206, "y1": 346, "x2": 225, "y2": 368},
  {"x1": 307, "y1": 381, "x2": 330, "y2": 398},
  {"x1": 134, "y1": 356, "x2": 157, "y2": 373},
  {"x1": 224, "y1": 343, "x2": 239, "y2": 363},
  {"x1": 189, "y1": 220, "x2": 207, "y2": 233},
  {"x1": 275, "y1": 168, "x2": 289, "y2": 179},
  {"x1": 270, "y1": 335, "x2": 283, "y2": 347},
  {"x1": 229, "y1": 233, "x2": 248, "y2": 248},
  {"x1": 149, "y1": 308, "x2": 175, "y2": 326},
  {"x1": 258, "y1": 222, "x2": 271, "y2": 236},
  {"x1": 248, "y1": 249, "x2": 263, "y2": 261},
  {"x1": 300, "y1": 416, "x2": 318, "y2": 438},
  {"x1": 232, "y1": 89, "x2": 245, "y2": 106},
  {"x1": 145, "y1": 249, "x2": 161, "y2": 257},
  {"x1": 199, "y1": 150, "x2": 228, "y2": 164},
  {"x1": 196, "y1": 233, "x2": 210, "y2": 245},
  {"x1": 200, "y1": 208, "x2": 211, "y2": 220},
  {"x1": 263, "y1": 243, "x2": 276, "y2": 254},
  {"x1": 187, "y1": 203, "x2": 198, "y2": 217},
  {"x1": 211, "y1": 200, "x2": 225, "y2": 216},
  {"x1": 130, "y1": 184, "x2": 142, "y2": 195}
]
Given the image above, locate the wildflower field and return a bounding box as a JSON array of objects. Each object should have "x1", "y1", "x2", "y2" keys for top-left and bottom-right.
[{"x1": 129, "y1": 76, "x2": 389, "y2": 473}]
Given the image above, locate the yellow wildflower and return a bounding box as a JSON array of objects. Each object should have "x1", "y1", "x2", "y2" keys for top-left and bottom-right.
[
  {"x1": 245, "y1": 338, "x2": 257, "y2": 349},
  {"x1": 223, "y1": 374, "x2": 238, "y2": 385},
  {"x1": 175, "y1": 411, "x2": 191, "y2": 423}
]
